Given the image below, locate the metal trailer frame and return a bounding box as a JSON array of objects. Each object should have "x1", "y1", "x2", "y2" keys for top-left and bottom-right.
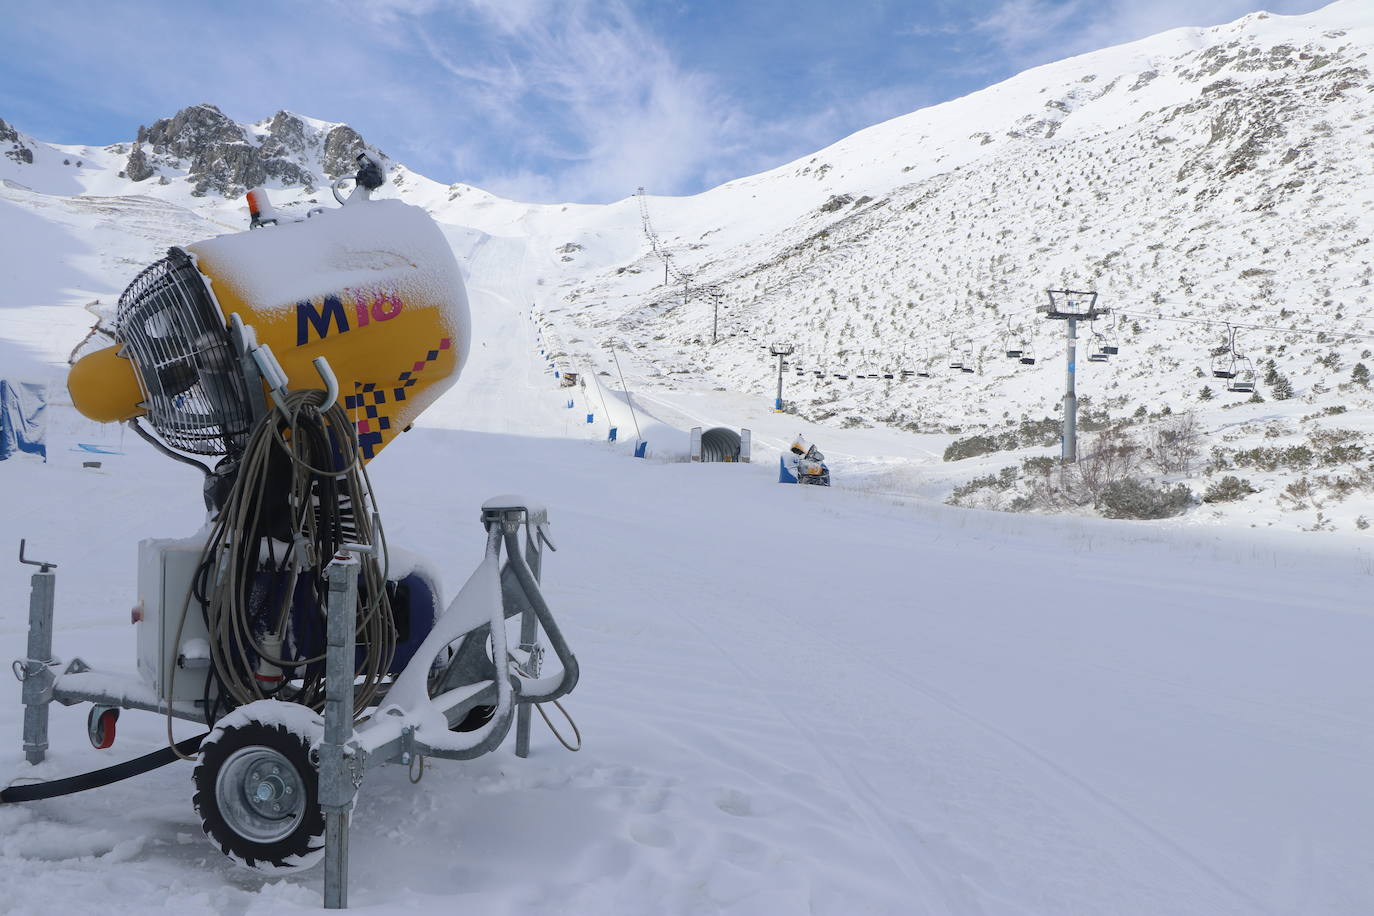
[{"x1": 12, "y1": 498, "x2": 578, "y2": 909}]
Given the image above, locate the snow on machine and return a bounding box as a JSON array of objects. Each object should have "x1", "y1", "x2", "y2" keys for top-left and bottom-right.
[{"x1": 7, "y1": 154, "x2": 579, "y2": 907}]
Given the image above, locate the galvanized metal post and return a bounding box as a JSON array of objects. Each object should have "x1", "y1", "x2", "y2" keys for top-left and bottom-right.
[
  {"x1": 1063, "y1": 316, "x2": 1078, "y2": 464},
  {"x1": 515, "y1": 518, "x2": 540, "y2": 759},
  {"x1": 322, "y1": 554, "x2": 359, "y2": 910},
  {"x1": 21, "y1": 569, "x2": 56, "y2": 765},
  {"x1": 712, "y1": 291, "x2": 719, "y2": 346},
  {"x1": 775, "y1": 353, "x2": 785, "y2": 411}
]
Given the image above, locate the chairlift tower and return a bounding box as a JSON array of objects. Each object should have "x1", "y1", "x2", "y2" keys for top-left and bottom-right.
[
  {"x1": 769, "y1": 342, "x2": 794, "y2": 411},
  {"x1": 1037, "y1": 290, "x2": 1108, "y2": 463}
]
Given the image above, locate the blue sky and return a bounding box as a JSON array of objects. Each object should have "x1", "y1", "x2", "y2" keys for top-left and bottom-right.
[{"x1": 0, "y1": 0, "x2": 1333, "y2": 203}]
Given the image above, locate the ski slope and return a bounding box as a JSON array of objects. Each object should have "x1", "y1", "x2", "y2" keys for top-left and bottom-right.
[{"x1": 1, "y1": 204, "x2": 1372, "y2": 915}]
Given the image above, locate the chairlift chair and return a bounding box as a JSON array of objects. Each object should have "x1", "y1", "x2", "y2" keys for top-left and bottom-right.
[
  {"x1": 1228, "y1": 358, "x2": 1257, "y2": 393},
  {"x1": 1019, "y1": 342, "x2": 1037, "y2": 366},
  {"x1": 1210, "y1": 351, "x2": 1237, "y2": 379},
  {"x1": 1003, "y1": 320, "x2": 1023, "y2": 358},
  {"x1": 1100, "y1": 313, "x2": 1121, "y2": 355},
  {"x1": 1087, "y1": 316, "x2": 1111, "y2": 362},
  {"x1": 1210, "y1": 327, "x2": 1241, "y2": 379}
]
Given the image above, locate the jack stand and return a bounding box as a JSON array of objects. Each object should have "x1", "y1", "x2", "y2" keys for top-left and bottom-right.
[
  {"x1": 514, "y1": 517, "x2": 542, "y2": 759},
  {"x1": 16, "y1": 541, "x2": 57, "y2": 766},
  {"x1": 321, "y1": 552, "x2": 360, "y2": 909}
]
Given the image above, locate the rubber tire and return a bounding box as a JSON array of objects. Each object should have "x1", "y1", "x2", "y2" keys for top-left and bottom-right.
[{"x1": 192, "y1": 719, "x2": 326, "y2": 872}]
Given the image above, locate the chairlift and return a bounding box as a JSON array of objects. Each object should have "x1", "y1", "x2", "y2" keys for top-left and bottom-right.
[
  {"x1": 1003, "y1": 320, "x2": 1024, "y2": 358},
  {"x1": 882, "y1": 372, "x2": 894, "y2": 380},
  {"x1": 835, "y1": 373, "x2": 849, "y2": 380},
  {"x1": 1226, "y1": 330, "x2": 1256, "y2": 393},
  {"x1": 1228, "y1": 358, "x2": 1257, "y2": 393},
  {"x1": 918, "y1": 349, "x2": 934, "y2": 377},
  {"x1": 867, "y1": 373, "x2": 879, "y2": 379},
  {"x1": 1087, "y1": 315, "x2": 1112, "y2": 362},
  {"x1": 1210, "y1": 326, "x2": 1239, "y2": 379},
  {"x1": 1018, "y1": 341, "x2": 1037, "y2": 366}
]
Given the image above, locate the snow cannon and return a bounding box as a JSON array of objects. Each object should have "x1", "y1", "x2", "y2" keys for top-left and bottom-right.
[
  {"x1": 68, "y1": 177, "x2": 470, "y2": 464},
  {"x1": 12, "y1": 155, "x2": 580, "y2": 905},
  {"x1": 783, "y1": 433, "x2": 831, "y2": 487}
]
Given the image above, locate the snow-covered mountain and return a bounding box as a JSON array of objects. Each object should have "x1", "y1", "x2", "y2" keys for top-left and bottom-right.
[{"x1": 3, "y1": 0, "x2": 1374, "y2": 533}]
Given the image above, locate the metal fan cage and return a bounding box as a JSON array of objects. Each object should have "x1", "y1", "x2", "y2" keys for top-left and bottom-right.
[{"x1": 114, "y1": 248, "x2": 251, "y2": 456}]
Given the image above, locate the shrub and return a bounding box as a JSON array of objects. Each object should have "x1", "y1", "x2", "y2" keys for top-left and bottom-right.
[
  {"x1": 1202, "y1": 476, "x2": 1257, "y2": 503},
  {"x1": 947, "y1": 466, "x2": 1018, "y2": 504},
  {"x1": 1099, "y1": 478, "x2": 1194, "y2": 519},
  {"x1": 1146, "y1": 412, "x2": 1202, "y2": 474},
  {"x1": 943, "y1": 434, "x2": 999, "y2": 461}
]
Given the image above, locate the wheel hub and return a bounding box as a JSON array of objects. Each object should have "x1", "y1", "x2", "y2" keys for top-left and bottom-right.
[{"x1": 216, "y1": 747, "x2": 307, "y2": 843}]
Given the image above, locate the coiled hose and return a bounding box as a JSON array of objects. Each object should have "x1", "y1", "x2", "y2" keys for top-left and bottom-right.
[{"x1": 168, "y1": 387, "x2": 394, "y2": 756}]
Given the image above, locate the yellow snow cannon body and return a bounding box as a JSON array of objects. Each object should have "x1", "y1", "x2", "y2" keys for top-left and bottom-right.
[{"x1": 68, "y1": 195, "x2": 469, "y2": 463}]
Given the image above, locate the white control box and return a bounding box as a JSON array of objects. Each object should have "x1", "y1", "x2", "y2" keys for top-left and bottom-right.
[{"x1": 137, "y1": 534, "x2": 215, "y2": 703}]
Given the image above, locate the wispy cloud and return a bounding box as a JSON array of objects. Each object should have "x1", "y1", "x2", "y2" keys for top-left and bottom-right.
[
  {"x1": 390, "y1": 0, "x2": 747, "y2": 202},
  {"x1": 970, "y1": 0, "x2": 1323, "y2": 68}
]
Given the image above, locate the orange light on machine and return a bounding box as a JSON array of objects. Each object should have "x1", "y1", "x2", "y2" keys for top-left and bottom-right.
[{"x1": 245, "y1": 187, "x2": 278, "y2": 228}]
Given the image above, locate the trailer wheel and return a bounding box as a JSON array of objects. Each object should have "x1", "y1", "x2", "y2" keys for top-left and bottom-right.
[
  {"x1": 87, "y1": 706, "x2": 118, "y2": 749},
  {"x1": 193, "y1": 712, "x2": 325, "y2": 872}
]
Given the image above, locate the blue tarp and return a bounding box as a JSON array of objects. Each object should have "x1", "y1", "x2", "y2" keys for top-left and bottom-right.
[{"x1": 0, "y1": 380, "x2": 47, "y2": 462}]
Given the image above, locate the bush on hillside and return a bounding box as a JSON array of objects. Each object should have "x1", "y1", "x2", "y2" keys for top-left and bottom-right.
[
  {"x1": 1098, "y1": 478, "x2": 1193, "y2": 519},
  {"x1": 1202, "y1": 476, "x2": 1257, "y2": 503}
]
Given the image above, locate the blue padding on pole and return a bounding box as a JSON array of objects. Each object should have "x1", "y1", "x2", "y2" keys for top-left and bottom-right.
[
  {"x1": 634, "y1": 441, "x2": 647, "y2": 458},
  {"x1": 778, "y1": 456, "x2": 797, "y2": 484},
  {"x1": 774, "y1": 397, "x2": 783, "y2": 411},
  {"x1": 608, "y1": 427, "x2": 618, "y2": 442},
  {"x1": 566, "y1": 399, "x2": 575, "y2": 409},
  {"x1": 586, "y1": 413, "x2": 594, "y2": 423}
]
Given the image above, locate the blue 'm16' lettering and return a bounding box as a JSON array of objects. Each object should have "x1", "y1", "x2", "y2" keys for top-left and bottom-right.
[{"x1": 296, "y1": 293, "x2": 404, "y2": 345}]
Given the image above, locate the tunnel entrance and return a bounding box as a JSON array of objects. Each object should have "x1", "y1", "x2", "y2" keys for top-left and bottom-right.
[{"x1": 689, "y1": 427, "x2": 751, "y2": 463}]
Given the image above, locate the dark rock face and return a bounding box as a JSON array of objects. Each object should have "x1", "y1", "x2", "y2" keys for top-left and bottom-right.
[
  {"x1": 123, "y1": 104, "x2": 383, "y2": 197},
  {"x1": 125, "y1": 142, "x2": 154, "y2": 181},
  {"x1": 0, "y1": 117, "x2": 34, "y2": 165},
  {"x1": 322, "y1": 125, "x2": 366, "y2": 179}
]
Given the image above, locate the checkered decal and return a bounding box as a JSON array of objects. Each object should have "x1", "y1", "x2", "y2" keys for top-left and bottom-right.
[{"x1": 346, "y1": 337, "x2": 452, "y2": 458}]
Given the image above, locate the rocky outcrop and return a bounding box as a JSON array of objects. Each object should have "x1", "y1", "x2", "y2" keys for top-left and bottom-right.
[
  {"x1": 0, "y1": 118, "x2": 34, "y2": 165},
  {"x1": 123, "y1": 104, "x2": 384, "y2": 197},
  {"x1": 322, "y1": 125, "x2": 367, "y2": 179},
  {"x1": 125, "y1": 142, "x2": 154, "y2": 181}
]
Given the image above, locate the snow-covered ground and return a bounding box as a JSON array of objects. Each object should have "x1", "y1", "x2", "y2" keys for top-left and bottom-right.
[{"x1": 2, "y1": 197, "x2": 1373, "y2": 914}]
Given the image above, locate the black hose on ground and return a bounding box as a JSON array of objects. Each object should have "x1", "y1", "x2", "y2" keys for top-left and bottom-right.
[{"x1": 0, "y1": 733, "x2": 207, "y2": 804}]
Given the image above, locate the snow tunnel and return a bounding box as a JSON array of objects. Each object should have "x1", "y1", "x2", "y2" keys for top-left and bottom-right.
[{"x1": 689, "y1": 426, "x2": 751, "y2": 463}]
